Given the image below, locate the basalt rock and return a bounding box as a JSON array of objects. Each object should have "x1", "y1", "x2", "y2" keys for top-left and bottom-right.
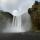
[{"x1": 28, "y1": 1, "x2": 40, "y2": 32}]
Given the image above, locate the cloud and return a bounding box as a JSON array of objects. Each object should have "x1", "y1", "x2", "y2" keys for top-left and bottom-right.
[
  {"x1": 0, "y1": 0, "x2": 35, "y2": 13},
  {"x1": 36, "y1": 0, "x2": 40, "y2": 2}
]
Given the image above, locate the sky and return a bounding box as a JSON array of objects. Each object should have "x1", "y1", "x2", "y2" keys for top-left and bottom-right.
[
  {"x1": 35, "y1": 0, "x2": 40, "y2": 2},
  {"x1": 0, "y1": 0, "x2": 35, "y2": 16},
  {"x1": 0, "y1": 0, "x2": 35, "y2": 11}
]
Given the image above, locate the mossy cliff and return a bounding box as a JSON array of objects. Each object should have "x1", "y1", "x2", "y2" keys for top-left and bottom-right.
[
  {"x1": 28, "y1": 1, "x2": 40, "y2": 32},
  {"x1": 0, "y1": 10, "x2": 13, "y2": 32}
]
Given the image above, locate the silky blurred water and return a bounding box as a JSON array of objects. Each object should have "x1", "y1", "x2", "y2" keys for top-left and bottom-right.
[{"x1": 0, "y1": 12, "x2": 32, "y2": 33}]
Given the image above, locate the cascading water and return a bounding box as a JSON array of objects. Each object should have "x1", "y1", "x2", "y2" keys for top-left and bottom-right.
[
  {"x1": 12, "y1": 16, "x2": 23, "y2": 32},
  {"x1": 0, "y1": 0, "x2": 35, "y2": 33},
  {"x1": 11, "y1": 10, "x2": 26, "y2": 32}
]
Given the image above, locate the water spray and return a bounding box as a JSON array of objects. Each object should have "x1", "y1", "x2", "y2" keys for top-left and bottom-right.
[{"x1": 0, "y1": 0, "x2": 35, "y2": 32}]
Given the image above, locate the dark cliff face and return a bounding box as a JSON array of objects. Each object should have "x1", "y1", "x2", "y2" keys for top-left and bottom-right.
[
  {"x1": 0, "y1": 10, "x2": 13, "y2": 32},
  {"x1": 28, "y1": 1, "x2": 40, "y2": 32}
]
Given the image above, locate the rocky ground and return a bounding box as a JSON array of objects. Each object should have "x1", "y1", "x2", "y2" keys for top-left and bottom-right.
[{"x1": 0, "y1": 32, "x2": 39, "y2": 40}]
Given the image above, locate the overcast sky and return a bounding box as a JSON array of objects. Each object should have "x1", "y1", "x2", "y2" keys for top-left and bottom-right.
[
  {"x1": 0, "y1": 0, "x2": 40, "y2": 10},
  {"x1": 0, "y1": 0, "x2": 36, "y2": 16}
]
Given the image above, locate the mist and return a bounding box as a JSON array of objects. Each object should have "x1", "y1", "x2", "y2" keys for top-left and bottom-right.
[{"x1": 0, "y1": 0, "x2": 35, "y2": 33}]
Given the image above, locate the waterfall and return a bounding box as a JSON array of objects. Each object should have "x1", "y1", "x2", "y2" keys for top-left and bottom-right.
[
  {"x1": 12, "y1": 16, "x2": 25, "y2": 32},
  {"x1": 0, "y1": 0, "x2": 35, "y2": 33}
]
